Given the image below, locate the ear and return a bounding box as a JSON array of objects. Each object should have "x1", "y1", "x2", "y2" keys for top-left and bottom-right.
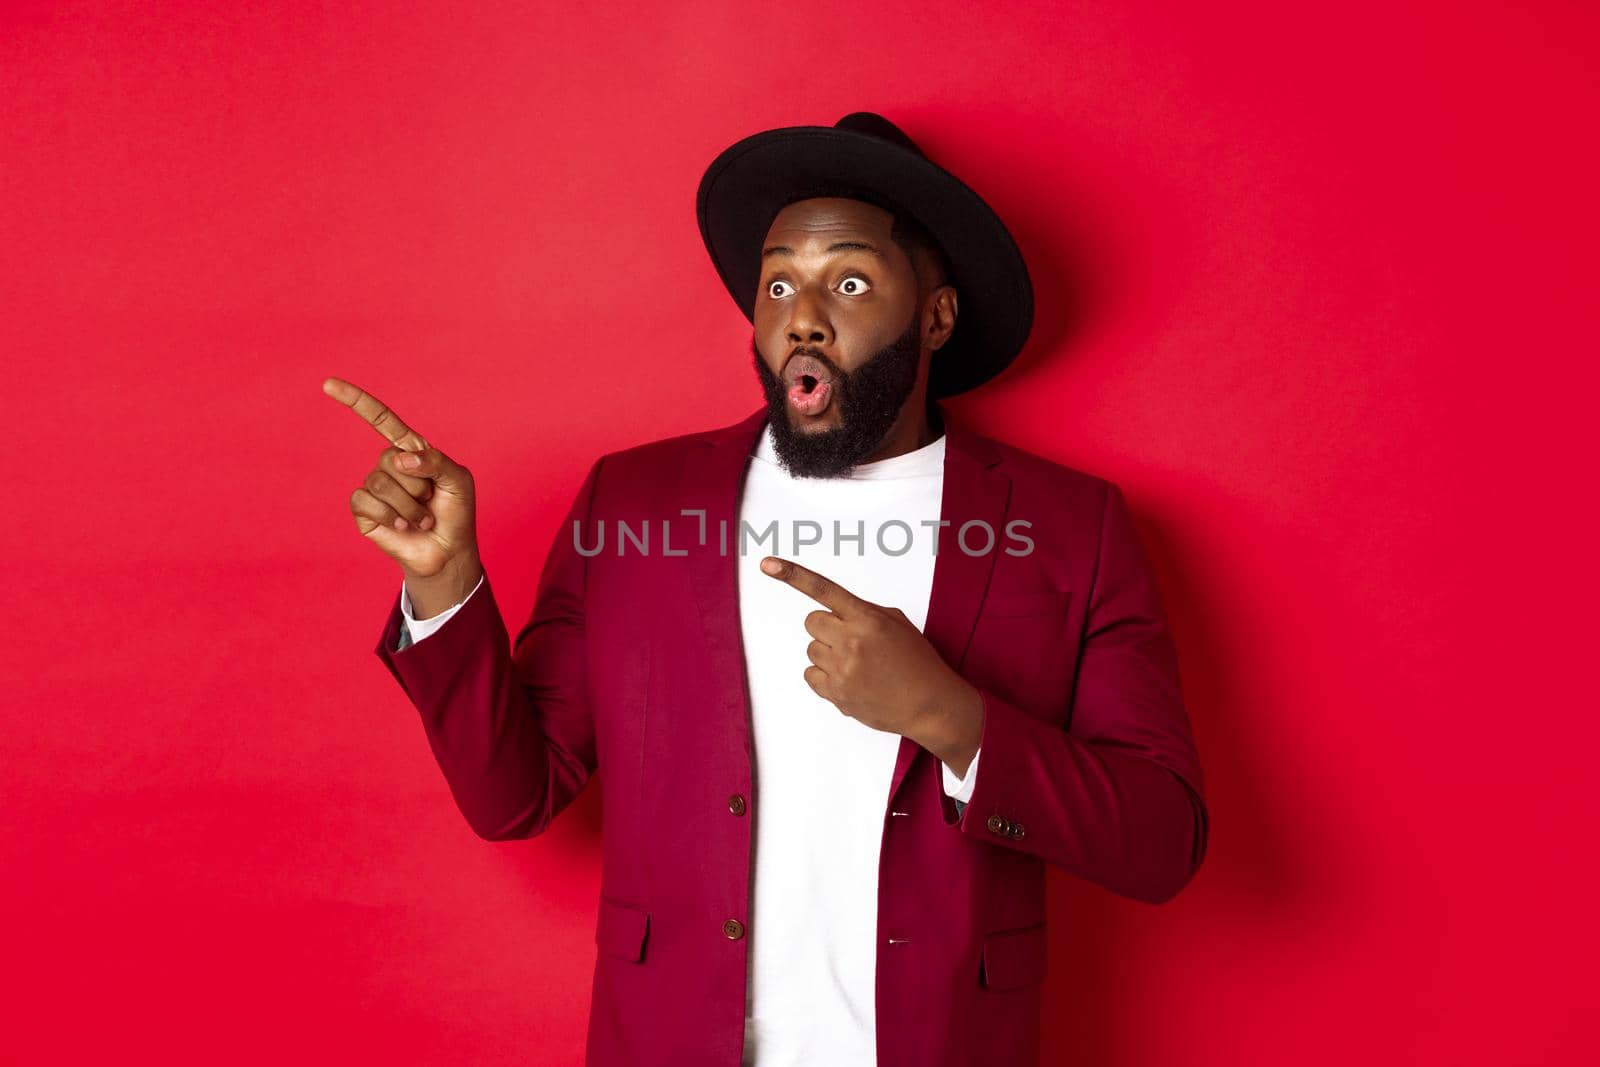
[{"x1": 926, "y1": 283, "x2": 958, "y2": 352}]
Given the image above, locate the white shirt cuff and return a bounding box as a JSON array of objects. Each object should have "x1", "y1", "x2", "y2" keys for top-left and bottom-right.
[
  {"x1": 940, "y1": 745, "x2": 981, "y2": 805},
  {"x1": 399, "y1": 573, "x2": 486, "y2": 644}
]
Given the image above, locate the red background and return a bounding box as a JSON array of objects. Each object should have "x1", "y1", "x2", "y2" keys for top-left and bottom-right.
[{"x1": 5, "y1": 2, "x2": 1596, "y2": 1063}]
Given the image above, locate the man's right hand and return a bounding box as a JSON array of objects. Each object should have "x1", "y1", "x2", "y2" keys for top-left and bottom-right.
[{"x1": 323, "y1": 376, "x2": 484, "y2": 616}]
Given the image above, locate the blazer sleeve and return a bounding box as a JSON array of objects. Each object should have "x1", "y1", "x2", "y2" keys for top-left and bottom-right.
[
  {"x1": 951, "y1": 481, "x2": 1210, "y2": 904},
  {"x1": 373, "y1": 455, "x2": 605, "y2": 841}
]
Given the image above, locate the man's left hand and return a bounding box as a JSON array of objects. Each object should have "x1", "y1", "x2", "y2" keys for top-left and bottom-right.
[{"x1": 759, "y1": 555, "x2": 983, "y2": 753}]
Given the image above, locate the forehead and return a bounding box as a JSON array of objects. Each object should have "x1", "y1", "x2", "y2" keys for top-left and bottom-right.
[{"x1": 763, "y1": 196, "x2": 895, "y2": 241}]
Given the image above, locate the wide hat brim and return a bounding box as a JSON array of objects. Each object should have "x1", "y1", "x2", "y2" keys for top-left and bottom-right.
[{"x1": 696, "y1": 112, "x2": 1033, "y2": 399}]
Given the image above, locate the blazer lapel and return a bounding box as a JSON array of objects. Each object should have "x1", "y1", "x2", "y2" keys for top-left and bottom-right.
[
  {"x1": 677, "y1": 403, "x2": 1012, "y2": 811},
  {"x1": 887, "y1": 412, "x2": 1010, "y2": 807},
  {"x1": 677, "y1": 406, "x2": 769, "y2": 770}
]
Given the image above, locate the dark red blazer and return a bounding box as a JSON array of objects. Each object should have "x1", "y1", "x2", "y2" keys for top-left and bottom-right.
[{"x1": 374, "y1": 404, "x2": 1209, "y2": 1067}]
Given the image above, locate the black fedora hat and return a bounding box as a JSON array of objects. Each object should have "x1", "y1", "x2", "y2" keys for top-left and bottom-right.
[{"x1": 696, "y1": 111, "x2": 1034, "y2": 399}]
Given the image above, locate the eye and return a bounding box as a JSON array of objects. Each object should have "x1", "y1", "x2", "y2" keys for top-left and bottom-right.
[
  {"x1": 767, "y1": 279, "x2": 794, "y2": 299},
  {"x1": 838, "y1": 275, "x2": 871, "y2": 296}
]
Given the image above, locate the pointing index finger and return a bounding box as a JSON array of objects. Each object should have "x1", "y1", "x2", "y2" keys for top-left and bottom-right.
[
  {"x1": 321, "y1": 376, "x2": 429, "y2": 452},
  {"x1": 760, "y1": 556, "x2": 862, "y2": 616}
]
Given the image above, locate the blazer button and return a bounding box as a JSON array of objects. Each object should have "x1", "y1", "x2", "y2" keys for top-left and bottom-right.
[
  {"x1": 985, "y1": 814, "x2": 1007, "y2": 835},
  {"x1": 1009, "y1": 823, "x2": 1026, "y2": 839},
  {"x1": 728, "y1": 794, "x2": 747, "y2": 816},
  {"x1": 723, "y1": 918, "x2": 745, "y2": 940}
]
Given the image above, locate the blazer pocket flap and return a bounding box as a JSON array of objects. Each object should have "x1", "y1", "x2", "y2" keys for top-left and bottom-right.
[
  {"x1": 982, "y1": 590, "x2": 1071, "y2": 617},
  {"x1": 981, "y1": 922, "x2": 1047, "y2": 990},
  {"x1": 596, "y1": 897, "x2": 650, "y2": 963}
]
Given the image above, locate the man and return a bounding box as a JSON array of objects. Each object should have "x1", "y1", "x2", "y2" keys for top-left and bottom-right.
[{"x1": 325, "y1": 112, "x2": 1208, "y2": 1067}]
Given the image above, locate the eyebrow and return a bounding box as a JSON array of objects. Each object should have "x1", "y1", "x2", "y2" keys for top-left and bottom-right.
[{"x1": 761, "y1": 240, "x2": 887, "y2": 261}]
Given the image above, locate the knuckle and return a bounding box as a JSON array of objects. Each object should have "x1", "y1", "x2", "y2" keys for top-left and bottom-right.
[{"x1": 351, "y1": 489, "x2": 385, "y2": 519}]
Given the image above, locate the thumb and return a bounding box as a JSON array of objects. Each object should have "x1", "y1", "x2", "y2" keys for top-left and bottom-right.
[{"x1": 397, "y1": 445, "x2": 472, "y2": 498}]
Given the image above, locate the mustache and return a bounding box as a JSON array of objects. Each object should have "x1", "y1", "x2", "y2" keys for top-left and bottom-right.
[{"x1": 785, "y1": 346, "x2": 844, "y2": 378}]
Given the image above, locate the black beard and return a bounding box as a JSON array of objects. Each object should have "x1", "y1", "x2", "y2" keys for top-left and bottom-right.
[{"x1": 750, "y1": 314, "x2": 929, "y2": 479}]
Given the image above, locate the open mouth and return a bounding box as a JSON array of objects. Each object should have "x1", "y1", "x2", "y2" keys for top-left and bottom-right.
[{"x1": 783, "y1": 354, "x2": 834, "y2": 416}]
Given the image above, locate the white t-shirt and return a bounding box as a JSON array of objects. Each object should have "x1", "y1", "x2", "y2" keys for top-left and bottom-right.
[{"x1": 397, "y1": 420, "x2": 981, "y2": 1066}]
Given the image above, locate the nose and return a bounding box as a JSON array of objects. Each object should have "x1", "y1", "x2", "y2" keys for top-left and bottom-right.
[{"x1": 784, "y1": 288, "x2": 833, "y2": 349}]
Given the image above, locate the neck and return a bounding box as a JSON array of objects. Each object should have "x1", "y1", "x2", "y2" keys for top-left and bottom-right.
[{"x1": 859, "y1": 393, "x2": 943, "y2": 464}]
